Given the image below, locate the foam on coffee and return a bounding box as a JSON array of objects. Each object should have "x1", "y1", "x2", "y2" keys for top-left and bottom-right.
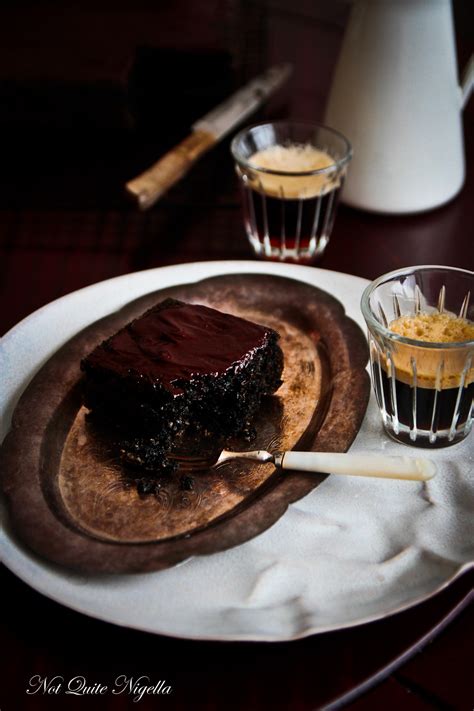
[
  {"x1": 246, "y1": 144, "x2": 339, "y2": 199},
  {"x1": 390, "y1": 312, "x2": 474, "y2": 343},
  {"x1": 386, "y1": 312, "x2": 474, "y2": 388}
]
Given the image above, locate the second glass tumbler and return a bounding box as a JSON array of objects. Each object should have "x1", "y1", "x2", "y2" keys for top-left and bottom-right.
[{"x1": 231, "y1": 122, "x2": 352, "y2": 263}]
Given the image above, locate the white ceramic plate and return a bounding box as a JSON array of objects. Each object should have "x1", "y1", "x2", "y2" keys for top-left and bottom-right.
[{"x1": 1, "y1": 261, "x2": 473, "y2": 641}]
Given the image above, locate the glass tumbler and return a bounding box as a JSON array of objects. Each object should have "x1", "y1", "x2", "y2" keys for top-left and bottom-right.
[
  {"x1": 231, "y1": 122, "x2": 352, "y2": 262},
  {"x1": 361, "y1": 266, "x2": 474, "y2": 448}
]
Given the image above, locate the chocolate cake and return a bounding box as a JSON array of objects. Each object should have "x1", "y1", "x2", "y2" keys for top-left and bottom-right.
[{"x1": 81, "y1": 299, "x2": 284, "y2": 479}]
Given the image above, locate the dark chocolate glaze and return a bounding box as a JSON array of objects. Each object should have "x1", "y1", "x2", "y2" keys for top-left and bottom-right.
[{"x1": 83, "y1": 300, "x2": 273, "y2": 394}]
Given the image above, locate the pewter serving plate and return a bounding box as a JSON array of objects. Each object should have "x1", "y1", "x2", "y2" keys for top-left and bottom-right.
[
  {"x1": 1, "y1": 272, "x2": 369, "y2": 572},
  {"x1": 1, "y1": 262, "x2": 473, "y2": 641}
]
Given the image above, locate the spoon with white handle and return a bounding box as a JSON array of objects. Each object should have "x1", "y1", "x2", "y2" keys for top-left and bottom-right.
[{"x1": 172, "y1": 449, "x2": 436, "y2": 481}]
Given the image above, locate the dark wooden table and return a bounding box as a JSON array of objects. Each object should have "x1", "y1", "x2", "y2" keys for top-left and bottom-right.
[{"x1": 1, "y1": 2, "x2": 473, "y2": 709}]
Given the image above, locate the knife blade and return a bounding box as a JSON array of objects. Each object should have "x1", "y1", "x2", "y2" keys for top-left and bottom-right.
[{"x1": 125, "y1": 63, "x2": 292, "y2": 210}]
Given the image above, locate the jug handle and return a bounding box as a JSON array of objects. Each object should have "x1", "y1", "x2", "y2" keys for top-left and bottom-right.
[{"x1": 461, "y1": 55, "x2": 474, "y2": 109}]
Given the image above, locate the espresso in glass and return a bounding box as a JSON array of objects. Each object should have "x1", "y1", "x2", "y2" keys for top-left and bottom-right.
[
  {"x1": 372, "y1": 312, "x2": 474, "y2": 446},
  {"x1": 241, "y1": 144, "x2": 342, "y2": 262},
  {"x1": 362, "y1": 266, "x2": 474, "y2": 448},
  {"x1": 231, "y1": 122, "x2": 352, "y2": 262}
]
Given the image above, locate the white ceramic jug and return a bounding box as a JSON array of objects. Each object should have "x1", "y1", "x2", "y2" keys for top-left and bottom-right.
[{"x1": 324, "y1": 0, "x2": 473, "y2": 213}]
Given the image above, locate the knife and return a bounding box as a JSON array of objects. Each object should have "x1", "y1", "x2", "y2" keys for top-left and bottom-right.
[{"x1": 125, "y1": 63, "x2": 292, "y2": 210}]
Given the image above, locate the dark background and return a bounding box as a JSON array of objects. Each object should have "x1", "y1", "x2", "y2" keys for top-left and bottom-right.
[
  {"x1": 1, "y1": 0, "x2": 473, "y2": 335},
  {"x1": 1, "y1": 1, "x2": 473, "y2": 709}
]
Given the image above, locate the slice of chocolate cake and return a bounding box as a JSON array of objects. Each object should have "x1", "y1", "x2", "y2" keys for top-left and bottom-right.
[{"x1": 81, "y1": 299, "x2": 283, "y2": 477}]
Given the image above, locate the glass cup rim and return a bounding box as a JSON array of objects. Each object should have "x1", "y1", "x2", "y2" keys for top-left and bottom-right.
[
  {"x1": 360, "y1": 264, "x2": 474, "y2": 349},
  {"x1": 230, "y1": 120, "x2": 353, "y2": 177}
]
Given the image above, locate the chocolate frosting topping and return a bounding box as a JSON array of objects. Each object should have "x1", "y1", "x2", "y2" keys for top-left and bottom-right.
[{"x1": 85, "y1": 300, "x2": 272, "y2": 393}]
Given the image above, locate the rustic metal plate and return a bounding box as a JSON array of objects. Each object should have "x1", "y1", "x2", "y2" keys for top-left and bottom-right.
[{"x1": 1, "y1": 273, "x2": 369, "y2": 573}]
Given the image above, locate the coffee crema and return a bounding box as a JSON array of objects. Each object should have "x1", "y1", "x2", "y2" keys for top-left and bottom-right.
[
  {"x1": 247, "y1": 144, "x2": 339, "y2": 199},
  {"x1": 386, "y1": 312, "x2": 474, "y2": 389},
  {"x1": 389, "y1": 312, "x2": 474, "y2": 344}
]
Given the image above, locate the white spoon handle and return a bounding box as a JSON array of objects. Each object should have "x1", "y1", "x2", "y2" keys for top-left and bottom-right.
[{"x1": 280, "y1": 452, "x2": 436, "y2": 481}]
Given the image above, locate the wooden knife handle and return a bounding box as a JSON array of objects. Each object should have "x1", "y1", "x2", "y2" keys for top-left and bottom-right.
[{"x1": 125, "y1": 130, "x2": 215, "y2": 210}]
